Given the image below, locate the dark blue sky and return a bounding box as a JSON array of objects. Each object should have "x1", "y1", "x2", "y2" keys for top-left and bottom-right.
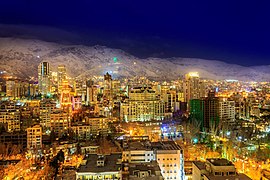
[{"x1": 0, "y1": 0, "x2": 270, "y2": 66}]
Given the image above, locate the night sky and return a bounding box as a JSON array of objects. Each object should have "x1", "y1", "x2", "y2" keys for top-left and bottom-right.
[{"x1": 0, "y1": 0, "x2": 270, "y2": 66}]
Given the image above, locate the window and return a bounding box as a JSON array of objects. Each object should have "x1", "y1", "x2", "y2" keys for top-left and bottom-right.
[{"x1": 214, "y1": 172, "x2": 222, "y2": 176}]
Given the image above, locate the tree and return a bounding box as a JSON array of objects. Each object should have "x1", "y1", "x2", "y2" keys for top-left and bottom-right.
[{"x1": 183, "y1": 117, "x2": 201, "y2": 144}]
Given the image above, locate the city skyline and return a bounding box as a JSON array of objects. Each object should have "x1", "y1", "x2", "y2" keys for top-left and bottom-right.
[{"x1": 0, "y1": 1, "x2": 269, "y2": 180}]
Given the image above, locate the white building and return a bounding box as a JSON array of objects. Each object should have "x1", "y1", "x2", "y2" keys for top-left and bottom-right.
[{"x1": 122, "y1": 141, "x2": 185, "y2": 180}]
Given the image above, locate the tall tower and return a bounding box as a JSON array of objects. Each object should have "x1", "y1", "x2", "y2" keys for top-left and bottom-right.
[
  {"x1": 203, "y1": 92, "x2": 220, "y2": 131},
  {"x1": 86, "y1": 80, "x2": 98, "y2": 106},
  {"x1": 60, "y1": 80, "x2": 72, "y2": 113},
  {"x1": 57, "y1": 65, "x2": 67, "y2": 93},
  {"x1": 183, "y1": 72, "x2": 205, "y2": 104},
  {"x1": 103, "y1": 72, "x2": 112, "y2": 102},
  {"x1": 38, "y1": 62, "x2": 51, "y2": 96}
]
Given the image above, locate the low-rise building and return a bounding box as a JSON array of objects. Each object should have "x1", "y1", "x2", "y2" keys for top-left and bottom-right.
[
  {"x1": 0, "y1": 131, "x2": 27, "y2": 149},
  {"x1": 122, "y1": 161, "x2": 164, "y2": 180},
  {"x1": 76, "y1": 153, "x2": 122, "y2": 180},
  {"x1": 192, "y1": 158, "x2": 251, "y2": 180}
]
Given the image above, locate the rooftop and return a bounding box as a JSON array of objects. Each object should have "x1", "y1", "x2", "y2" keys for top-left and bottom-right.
[
  {"x1": 151, "y1": 141, "x2": 182, "y2": 151},
  {"x1": 77, "y1": 153, "x2": 122, "y2": 173},
  {"x1": 204, "y1": 173, "x2": 252, "y2": 180},
  {"x1": 123, "y1": 161, "x2": 162, "y2": 180},
  {"x1": 193, "y1": 161, "x2": 206, "y2": 171},
  {"x1": 206, "y1": 158, "x2": 234, "y2": 166},
  {"x1": 124, "y1": 140, "x2": 182, "y2": 151}
]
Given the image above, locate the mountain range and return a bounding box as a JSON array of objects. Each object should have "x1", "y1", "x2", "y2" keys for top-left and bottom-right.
[{"x1": 0, "y1": 37, "x2": 269, "y2": 81}]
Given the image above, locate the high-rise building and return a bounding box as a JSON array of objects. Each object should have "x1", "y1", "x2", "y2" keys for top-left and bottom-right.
[
  {"x1": 219, "y1": 99, "x2": 235, "y2": 124},
  {"x1": 27, "y1": 125, "x2": 42, "y2": 150},
  {"x1": 0, "y1": 101, "x2": 20, "y2": 132},
  {"x1": 183, "y1": 72, "x2": 206, "y2": 105},
  {"x1": 38, "y1": 62, "x2": 51, "y2": 95},
  {"x1": 120, "y1": 86, "x2": 165, "y2": 122},
  {"x1": 57, "y1": 65, "x2": 67, "y2": 93},
  {"x1": 60, "y1": 80, "x2": 72, "y2": 113},
  {"x1": 203, "y1": 92, "x2": 220, "y2": 131},
  {"x1": 190, "y1": 99, "x2": 204, "y2": 130},
  {"x1": 39, "y1": 99, "x2": 56, "y2": 129},
  {"x1": 5, "y1": 80, "x2": 29, "y2": 98},
  {"x1": 6, "y1": 80, "x2": 15, "y2": 97},
  {"x1": 103, "y1": 72, "x2": 113, "y2": 103},
  {"x1": 190, "y1": 92, "x2": 221, "y2": 131},
  {"x1": 50, "y1": 110, "x2": 71, "y2": 136},
  {"x1": 86, "y1": 80, "x2": 98, "y2": 106}
]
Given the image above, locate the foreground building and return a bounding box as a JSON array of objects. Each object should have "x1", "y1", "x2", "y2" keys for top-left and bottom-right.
[
  {"x1": 122, "y1": 161, "x2": 164, "y2": 180},
  {"x1": 76, "y1": 153, "x2": 122, "y2": 180},
  {"x1": 122, "y1": 140, "x2": 185, "y2": 180},
  {"x1": 192, "y1": 158, "x2": 251, "y2": 180}
]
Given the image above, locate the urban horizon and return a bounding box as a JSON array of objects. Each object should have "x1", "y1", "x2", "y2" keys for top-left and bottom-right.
[{"x1": 0, "y1": 1, "x2": 270, "y2": 180}]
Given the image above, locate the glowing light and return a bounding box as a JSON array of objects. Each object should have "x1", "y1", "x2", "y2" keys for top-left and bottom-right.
[
  {"x1": 188, "y1": 72, "x2": 199, "y2": 77},
  {"x1": 113, "y1": 57, "x2": 118, "y2": 63},
  {"x1": 193, "y1": 138, "x2": 198, "y2": 144}
]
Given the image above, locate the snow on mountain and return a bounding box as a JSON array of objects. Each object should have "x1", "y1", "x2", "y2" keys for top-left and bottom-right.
[{"x1": 0, "y1": 37, "x2": 269, "y2": 81}]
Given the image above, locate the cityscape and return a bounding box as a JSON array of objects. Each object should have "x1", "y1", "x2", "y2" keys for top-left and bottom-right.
[
  {"x1": 0, "y1": 63, "x2": 270, "y2": 179},
  {"x1": 1, "y1": 1, "x2": 270, "y2": 180}
]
